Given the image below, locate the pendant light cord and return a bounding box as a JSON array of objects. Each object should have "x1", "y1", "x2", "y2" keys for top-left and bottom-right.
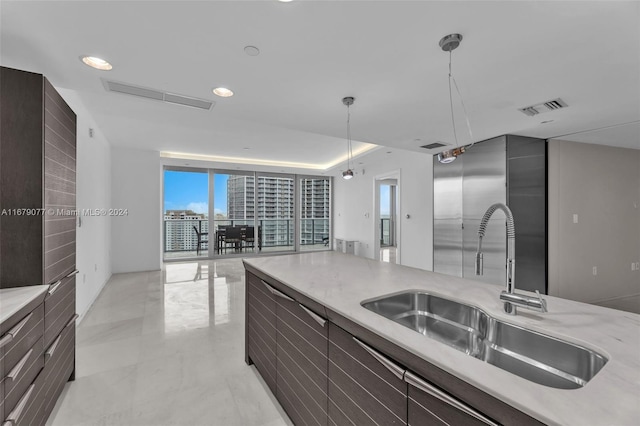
[
  {"x1": 347, "y1": 104, "x2": 353, "y2": 169},
  {"x1": 448, "y1": 50, "x2": 474, "y2": 148},
  {"x1": 448, "y1": 50, "x2": 459, "y2": 147}
]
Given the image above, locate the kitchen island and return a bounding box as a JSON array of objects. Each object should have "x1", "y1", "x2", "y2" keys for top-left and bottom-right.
[{"x1": 244, "y1": 251, "x2": 640, "y2": 426}]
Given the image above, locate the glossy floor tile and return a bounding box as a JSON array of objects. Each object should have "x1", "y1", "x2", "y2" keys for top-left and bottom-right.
[
  {"x1": 47, "y1": 258, "x2": 292, "y2": 426},
  {"x1": 380, "y1": 247, "x2": 397, "y2": 264}
]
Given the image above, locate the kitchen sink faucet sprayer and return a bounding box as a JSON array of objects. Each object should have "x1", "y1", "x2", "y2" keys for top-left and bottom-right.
[{"x1": 475, "y1": 203, "x2": 547, "y2": 315}]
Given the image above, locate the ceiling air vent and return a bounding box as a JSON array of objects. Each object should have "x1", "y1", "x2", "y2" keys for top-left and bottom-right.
[
  {"x1": 421, "y1": 142, "x2": 447, "y2": 150},
  {"x1": 102, "y1": 79, "x2": 214, "y2": 110},
  {"x1": 518, "y1": 98, "x2": 568, "y2": 116}
]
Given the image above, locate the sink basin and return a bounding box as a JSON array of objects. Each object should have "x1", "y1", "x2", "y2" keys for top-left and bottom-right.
[{"x1": 361, "y1": 291, "x2": 607, "y2": 389}]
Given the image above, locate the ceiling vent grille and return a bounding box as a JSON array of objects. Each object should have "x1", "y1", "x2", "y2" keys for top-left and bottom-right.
[
  {"x1": 518, "y1": 98, "x2": 568, "y2": 116},
  {"x1": 421, "y1": 142, "x2": 447, "y2": 149},
  {"x1": 102, "y1": 79, "x2": 214, "y2": 110}
]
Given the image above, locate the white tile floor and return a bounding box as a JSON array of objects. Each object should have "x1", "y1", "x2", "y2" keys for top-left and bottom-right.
[
  {"x1": 47, "y1": 259, "x2": 292, "y2": 426},
  {"x1": 380, "y1": 247, "x2": 397, "y2": 264}
]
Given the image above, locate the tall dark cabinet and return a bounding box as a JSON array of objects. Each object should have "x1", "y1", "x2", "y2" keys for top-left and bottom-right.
[{"x1": 1, "y1": 66, "x2": 78, "y2": 425}]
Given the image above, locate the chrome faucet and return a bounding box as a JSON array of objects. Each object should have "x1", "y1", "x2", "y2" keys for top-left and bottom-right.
[{"x1": 475, "y1": 203, "x2": 547, "y2": 315}]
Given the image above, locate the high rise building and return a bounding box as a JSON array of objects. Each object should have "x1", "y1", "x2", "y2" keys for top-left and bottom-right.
[
  {"x1": 164, "y1": 210, "x2": 208, "y2": 252},
  {"x1": 227, "y1": 176, "x2": 294, "y2": 247},
  {"x1": 300, "y1": 178, "x2": 330, "y2": 245},
  {"x1": 226, "y1": 176, "x2": 329, "y2": 248}
]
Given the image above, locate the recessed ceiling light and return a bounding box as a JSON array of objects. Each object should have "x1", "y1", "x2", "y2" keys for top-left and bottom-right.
[
  {"x1": 213, "y1": 87, "x2": 234, "y2": 98},
  {"x1": 244, "y1": 46, "x2": 260, "y2": 56},
  {"x1": 243, "y1": 147, "x2": 250, "y2": 150},
  {"x1": 278, "y1": 0, "x2": 294, "y2": 2},
  {"x1": 81, "y1": 56, "x2": 112, "y2": 70}
]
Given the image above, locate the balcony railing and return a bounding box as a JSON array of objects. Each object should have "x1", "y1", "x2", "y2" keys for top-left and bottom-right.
[
  {"x1": 380, "y1": 218, "x2": 393, "y2": 247},
  {"x1": 164, "y1": 218, "x2": 330, "y2": 254}
]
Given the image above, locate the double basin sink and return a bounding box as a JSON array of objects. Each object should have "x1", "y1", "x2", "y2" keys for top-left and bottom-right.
[{"x1": 362, "y1": 291, "x2": 607, "y2": 389}]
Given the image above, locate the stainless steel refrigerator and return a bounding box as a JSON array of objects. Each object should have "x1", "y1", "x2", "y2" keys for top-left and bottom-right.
[{"x1": 433, "y1": 135, "x2": 547, "y2": 294}]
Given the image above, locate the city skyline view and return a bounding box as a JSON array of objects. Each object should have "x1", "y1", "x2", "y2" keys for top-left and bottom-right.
[{"x1": 163, "y1": 171, "x2": 331, "y2": 257}]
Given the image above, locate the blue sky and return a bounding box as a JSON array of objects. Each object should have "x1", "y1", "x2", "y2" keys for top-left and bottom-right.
[
  {"x1": 380, "y1": 184, "x2": 390, "y2": 217},
  {"x1": 164, "y1": 171, "x2": 229, "y2": 216}
]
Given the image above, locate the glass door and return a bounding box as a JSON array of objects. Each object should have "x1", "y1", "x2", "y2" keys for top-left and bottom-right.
[
  {"x1": 299, "y1": 177, "x2": 331, "y2": 251},
  {"x1": 257, "y1": 173, "x2": 295, "y2": 253},
  {"x1": 212, "y1": 171, "x2": 256, "y2": 256},
  {"x1": 163, "y1": 168, "x2": 209, "y2": 260}
]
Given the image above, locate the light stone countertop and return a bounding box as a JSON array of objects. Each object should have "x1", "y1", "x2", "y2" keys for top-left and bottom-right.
[
  {"x1": 0, "y1": 285, "x2": 49, "y2": 325},
  {"x1": 244, "y1": 251, "x2": 640, "y2": 426}
]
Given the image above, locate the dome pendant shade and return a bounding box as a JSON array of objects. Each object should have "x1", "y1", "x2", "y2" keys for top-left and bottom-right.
[
  {"x1": 342, "y1": 169, "x2": 354, "y2": 179},
  {"x1": 439, "y1": 34, "x2": 463, "y2": 52},
  {"x1": 437, "y1": 146, "x2": 466, "y2": 164}
]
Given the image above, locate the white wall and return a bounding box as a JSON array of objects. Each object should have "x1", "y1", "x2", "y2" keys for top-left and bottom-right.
[
  {"x1": 111, "y1": 147, "x2": 161, "y2": 273},
  {"x1": 333, "y1": 148, "x2": 433, "y2": 270},
  {"x1": 548, "y1": 139, "x2": 640, "y2": 313},
  {"x1": 57, "y1": 89, "x2": 112, "y2": 321}
]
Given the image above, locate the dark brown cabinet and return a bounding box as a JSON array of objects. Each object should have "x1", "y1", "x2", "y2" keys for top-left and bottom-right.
[
  {"x1": 328, "y1": 323, "x2": 407, "y2": 426},
  {"x1": 1, "y1": 66, "x2": 77, "y2": 290},
  {"x1": 274, "y1": 287, "x2": 328, "y2": 426},
  {"x1": 405, "y1": 371, "x2": 496, "y2": 426},
  {"x1": 245, "y1": 271, "x2": 329, "y2": 426},
  {"x1": 1, "y1": 66, "x2": 77, "y2": 425},
  {"x1": 246, "y1": 272, "x2": 277, "y2": 394}
]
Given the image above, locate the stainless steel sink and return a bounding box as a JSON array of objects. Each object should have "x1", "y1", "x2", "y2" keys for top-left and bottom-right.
[{"x1": 361, "y1": 291, "x2": 607, "y2": 389}]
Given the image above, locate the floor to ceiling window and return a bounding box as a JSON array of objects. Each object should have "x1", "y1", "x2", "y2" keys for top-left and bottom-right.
[
  {"x1": 257, "y1": 173, "x2": 295, "y2": 253},
  {"x1": 299, "y1": 177, "x2": 331, "y2": 252},
  {"x1": 163, "y1": 167, "x2": 330, "y2": 260},
  {"x1": 212, "y1": 172, "x2": 256, "y2": 256},
  {"x1": 163, "y1": 168, "x2": 209, "y2": 260}
]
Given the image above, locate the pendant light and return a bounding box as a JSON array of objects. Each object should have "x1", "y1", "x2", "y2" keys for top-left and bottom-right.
[
  {"x1": 437, "y1": 33, "x2": 474, "y2": 164},
  {"x1": 342, "y1": 96, "x2": 355, "y2": 179}
]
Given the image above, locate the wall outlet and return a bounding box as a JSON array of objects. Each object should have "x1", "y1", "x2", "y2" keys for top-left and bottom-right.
[
  {"x1": 632, "y1": 263, "x2": 636, "y2": 271},
  {"x1": 573, "y1": 214, "x2": 579, "y2": 224},
  {"x1": 592, "y1": 266, "x2": 597, "y2": 276},
  {"x1": 635, "y1": 262, "x2": 640, "y2": 271},
  {"x1": 94, "y1": 263, "x2": 97, "y2": 272},
  {"x1": 83, "y1": 273, "x2": 86, "y2": 284}
]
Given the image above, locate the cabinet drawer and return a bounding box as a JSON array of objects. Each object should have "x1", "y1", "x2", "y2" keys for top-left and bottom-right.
[
  {"x1": 44, "y1": 273, "x2": 76, "y2": 348},
  {"x1": 407, "y1": 373, "x2": 496, "y2": 426},
  {"x1": 2, "y1": 367, "x2": 48, "y2": 426},
  {"x1": 246, "y1": 273, "x2": 277, "y2": 395},
  {"x1": 1, "y1": 304, "x2": 44, "y2": 378},
  {"x1": 275, "y1": 295, "x2": 328, "y2": 426},
  {"x1": 40, "y1": 315, "x2": 76, "y2": 422},
  {"x1": 2, "y1": 337, "x2": 44, "y2": 417},
  {"x1": 328, "y1": 323, "x2": 407, "y2": 426}
]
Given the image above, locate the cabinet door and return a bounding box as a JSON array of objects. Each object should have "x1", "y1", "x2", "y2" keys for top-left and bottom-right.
[
  {"x1": 246, "y1": 272, "x2": 277, "y2": 394},
  {"x1": 406, "y1": 371, "x2": 498, "y2": 426},
  {"x1": 328, "y1": 323, "x2": 407, "y2": 426},
  {"x1": 43, "y1": 78, "x2": 77, "y2": 285},
  {"x1": 274, "y1": 290, "x2": 328, "y2": 426}
]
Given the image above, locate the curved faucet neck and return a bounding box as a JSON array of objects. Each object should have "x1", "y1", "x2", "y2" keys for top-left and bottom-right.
[{"x1": 475, "y1": 203, "x2": 516, "y2": 294}]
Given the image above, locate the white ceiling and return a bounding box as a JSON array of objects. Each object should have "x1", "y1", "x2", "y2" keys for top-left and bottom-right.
[{"x1": 1, "y1": 0, "x2": 638, "y2": 171}]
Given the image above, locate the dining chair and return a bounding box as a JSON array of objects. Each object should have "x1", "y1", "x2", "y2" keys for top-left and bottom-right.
[
  {"x1": 243, "y1": 226, "x2": 255, "y2": 251},
  {"x1": 193, "y1": 226, "x2": 208, "y2": 255},
  {"x1": 224, "y1": 226, "x2": 243, "y2": 253}
]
